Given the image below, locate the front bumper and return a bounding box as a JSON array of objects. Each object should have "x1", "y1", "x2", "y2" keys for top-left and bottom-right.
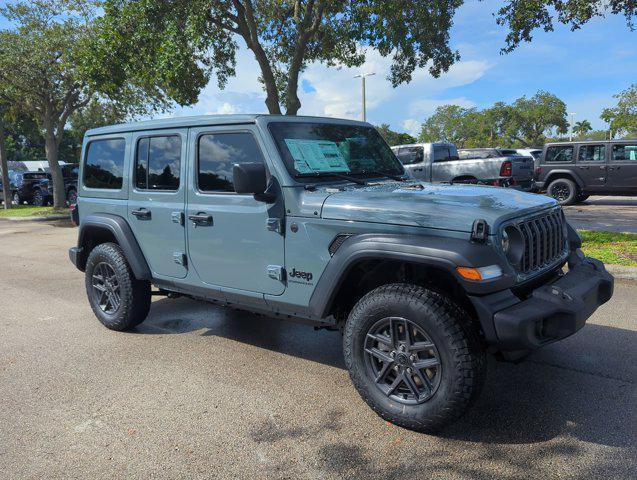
[{"x1": 470, "y1": 252, "x2": 614, "y2": 356}]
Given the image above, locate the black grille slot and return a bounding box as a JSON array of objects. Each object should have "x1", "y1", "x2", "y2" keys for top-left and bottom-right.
[{"x1": 515, "y1": 210, "x2": 566, "y2": 275}]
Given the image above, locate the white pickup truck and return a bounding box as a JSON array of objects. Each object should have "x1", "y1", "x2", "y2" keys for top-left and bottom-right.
[{"x1": 392, "y1": 143, "x2": 534, "y2": 190}]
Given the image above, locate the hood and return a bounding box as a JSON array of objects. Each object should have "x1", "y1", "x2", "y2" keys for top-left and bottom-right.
[{"x1": 320, "y1": 181, "x2": 556, "y2": 233}]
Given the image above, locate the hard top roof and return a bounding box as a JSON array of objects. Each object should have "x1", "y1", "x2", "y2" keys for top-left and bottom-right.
[{"x1": 86, "y1": 114, "x2": 370, "y2": 136}]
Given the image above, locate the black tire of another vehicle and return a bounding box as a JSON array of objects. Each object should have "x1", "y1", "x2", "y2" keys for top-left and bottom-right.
[
  {"x1": 547, "y1": 178, "x2": 577, "y2": 205},
  {"x1": 66, "y1": 189, "x2": 77, "y2": 205},
  {"x1": 85, "y1": 242, "x2": 151, "y2": 331},
  {"x1": 343, "y1": 283, "x2": 486, "y2": 433},
  {"x1": 33, "y1": 189, "x2": 45, "y2": 207}
]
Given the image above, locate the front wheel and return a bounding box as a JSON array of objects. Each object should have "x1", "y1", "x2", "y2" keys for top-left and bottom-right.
[
  {"x1": 33, "y1": 189, "x2": 45, "y2": 207},
  {"x1": 343, "y1": 283, "x2": 486, "y2": 433},
  {"x1": 85, "y1": 242, "x2": 151, "y2": 331}
]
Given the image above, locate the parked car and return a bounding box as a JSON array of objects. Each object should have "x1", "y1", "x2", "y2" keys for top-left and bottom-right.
[
  {"x1": 43, "y1": 163, "x2": 79, "y2": 204},
  {"x1": 535, "y1": 139, "x2": 637, "y2": 204},
  {"x1": 392, "y1": 143, "x2": 534, "y2": 190},
  {"x1": 9, "y1": 170, "x2": 52, "y2": 206},
  {"x1": 514, "y1": 148, "x2": 543, "y2": 162},
  {"x1": 69, "y1": 114, "x2": 614, "y2": 433}
]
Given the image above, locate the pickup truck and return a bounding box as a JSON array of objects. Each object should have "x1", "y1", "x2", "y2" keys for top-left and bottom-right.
[{"x1": 392, "y1": 143, "x2": 534, "y2": 190}]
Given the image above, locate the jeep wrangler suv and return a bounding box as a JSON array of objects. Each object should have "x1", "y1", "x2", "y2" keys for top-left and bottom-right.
[{"x1": 69, "y1": 115, "x2": 614, "y2": 433}]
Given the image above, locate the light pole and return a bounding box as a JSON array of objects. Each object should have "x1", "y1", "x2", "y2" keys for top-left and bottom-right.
[
  {"x1": 569, "y1": 112, "x2": 576, "y2": 141},
  {"x1": 354, "y1": 72, "x2": 375, "y2": 122}
]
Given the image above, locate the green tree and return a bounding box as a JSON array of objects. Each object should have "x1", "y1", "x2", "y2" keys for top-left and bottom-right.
[
  {"x1": 601, "y1": 84, "x2": 637, "y2": 138},
  {"x1": 506, "y1": 91, "x2": 568, "y2": 147},
  {"x1": 376, "y1": 124, "x2": 416, "y2": 146},
  {"x1": 0, "y1": 104, "x2": 11, "y2": 208},
  {"x1": 86, "y1": 0, "x2": 463, "y2": 115},
  {"x1": 496, "y1": 1, "x2": 636, "y2": 53},
  {"x1": 418, "y1": 105, "x2": 474, "y2": 147},
  {"x1": 0, "y1": 1, "x2": 156, "y2": 208},
  {"x1": 573, "y1": 119, "x2": 593, "y2": 137}
]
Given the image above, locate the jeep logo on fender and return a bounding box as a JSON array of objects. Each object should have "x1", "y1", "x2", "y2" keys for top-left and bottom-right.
[{"x1": 288, "y1": 268, "x2": 313, "y2": 282}]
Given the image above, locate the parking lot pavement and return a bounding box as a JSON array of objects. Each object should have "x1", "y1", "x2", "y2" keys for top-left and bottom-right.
[
  {"x1": 1, "y1": 220, "x2": 636, "y2": 480},
  {"x1": 563, "y1": 196, "x2": 637, "y2": 233}
]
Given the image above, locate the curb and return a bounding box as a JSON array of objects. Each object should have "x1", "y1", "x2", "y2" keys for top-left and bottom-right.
[
  {"x1": 0, "y1": 215, "x2": 70, "y2": 222},
  {"x1": 605, "y1": 264, "x2": 637, "y2": 281}
]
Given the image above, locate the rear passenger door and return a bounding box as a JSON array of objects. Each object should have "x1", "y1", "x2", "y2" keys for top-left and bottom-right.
[
  {"x1": 127, "y1": 129, "x2": 188, "y2": 279},
  {"x1": 608, "y1": 143, "x2": 637, "y2": 193},
  {"x1": 576, "y1": 144, "x2": 607, "y2": 189}
]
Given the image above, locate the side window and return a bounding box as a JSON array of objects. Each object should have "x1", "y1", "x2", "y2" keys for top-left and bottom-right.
[
  {"x1": 433, "y1": 146, "x2": 452, "y2": 162},
  {"x1": 612, "y1": 144, "x2": 637, "y2": 161},
  {"x1": 198, "y1": 132, "x2": 265, "y2": 193},
  {"x1": 578, "y1": 145, "x2": 605, "y2": 162},
  {"x1": 545, "y1": 146, "x2": 574, "y2": 163},
  {"x1": 83, "y1": 138, "x2": 126, "y2": 189},
  {"x1": 396, "y1": 147, "x2": 423, "y2": 165},
  {"x1": 135, "y1": 136, "x2": 181, "y2": 191}
]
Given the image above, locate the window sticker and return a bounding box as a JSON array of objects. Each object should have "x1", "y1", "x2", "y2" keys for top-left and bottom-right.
[{"x1": 285, "y1": 139, "x2": 350, "y2": 173}]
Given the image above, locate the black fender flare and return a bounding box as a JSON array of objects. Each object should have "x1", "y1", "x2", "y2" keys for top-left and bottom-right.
[
  {"x1": 544, "y1": 170, "x2": 584, "y2": 190},
  {"x1": 308, "y1": 233, "x2": 516, "y2": 319},
  {"x1": 75, "y1": 213, "x2": 152, "y2": 280}
]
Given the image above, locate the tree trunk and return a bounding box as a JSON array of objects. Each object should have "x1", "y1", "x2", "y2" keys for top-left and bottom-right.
[
  {"x1": 44, "y1": 127, "x2": 66, "y2": 210},
  {"x1": 0, "y1": 127, "x2": 11, "y2": 209}
]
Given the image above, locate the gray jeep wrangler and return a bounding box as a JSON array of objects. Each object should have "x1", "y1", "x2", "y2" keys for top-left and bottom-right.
[{"x1": 69, "y1": 115, "x2": 614, "y2": 433}]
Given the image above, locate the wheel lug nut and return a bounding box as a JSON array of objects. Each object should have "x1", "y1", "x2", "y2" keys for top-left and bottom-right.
[{"x1": 406, "y1": 368, "x2": 412, "y2": 374}]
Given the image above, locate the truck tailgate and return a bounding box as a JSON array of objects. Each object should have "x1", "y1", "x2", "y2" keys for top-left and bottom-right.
[{"x1": 511, "y1": 156, "x2": 533, "y2": 180}]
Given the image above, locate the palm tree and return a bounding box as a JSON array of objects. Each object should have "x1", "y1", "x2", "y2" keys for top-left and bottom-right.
[{"x1": 573, "y1": 120, "x2": 593, "y2": 137}]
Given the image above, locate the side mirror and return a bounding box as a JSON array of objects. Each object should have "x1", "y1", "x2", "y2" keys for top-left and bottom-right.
[{"x1": 233, "y1": 162, "x2": 267, "y2": 195}]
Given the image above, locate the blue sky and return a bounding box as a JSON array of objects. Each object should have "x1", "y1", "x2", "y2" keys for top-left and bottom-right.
[{"x1": 1, "y1": 1, "x2": 635, "y2": 135}]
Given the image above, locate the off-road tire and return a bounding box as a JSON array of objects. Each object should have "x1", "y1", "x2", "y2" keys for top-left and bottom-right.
[
  {"x1": 66, "y1": 189, "x2": 77, "y2": 206},
  {"x1": 343, "y1": 283, "x2": 486, "y2": 433},
  {"x1": 547, "y1": 178, "x2": 577, "y2": 205},
  {"x1": 85, "y1": 242, "x2": 151, "y2": 331},
  {"x1": 33, "y1": 189, "x2": 45, "y2": 207}
]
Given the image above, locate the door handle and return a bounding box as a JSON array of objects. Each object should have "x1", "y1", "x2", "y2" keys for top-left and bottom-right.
[
  {"x1": 188, "y1": 213, "x2": 213, "y2": 227},
  {"x1": 578, "y1": 166, "x2": 589, "y2": 170},
  {"x1": 131, "y1": 208, "x2": 151, "y2": 220},
  {"x1": 599, "y1": 165, "x2": 606, "y2": 170},
  {"x1": 414, "y1": 168, "x2": 423, "y2": 172},
  {"x1": 608, "y1": 167, "x2": 615, "y2": 171}
]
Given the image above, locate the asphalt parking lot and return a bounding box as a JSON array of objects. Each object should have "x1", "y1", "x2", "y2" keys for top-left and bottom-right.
[
  {"x1": 563, "y1": 196, "x2": 637, "y2": 233},
  {"x1": 0, "y1": 220, "x2": 635, "y2": 479}
]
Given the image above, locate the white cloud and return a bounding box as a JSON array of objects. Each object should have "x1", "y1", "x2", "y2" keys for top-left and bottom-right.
[
  {"x1": 402, "y1": 119, "x2": 421, "y2": 137},
  {"x1": 173, "y1": 44, "x2": 491, "y2": 134}
]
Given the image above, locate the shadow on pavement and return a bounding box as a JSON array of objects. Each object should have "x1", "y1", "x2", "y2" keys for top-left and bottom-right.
[{"x1": 137, "y1": 297, "x2": 636, "y2": 450}]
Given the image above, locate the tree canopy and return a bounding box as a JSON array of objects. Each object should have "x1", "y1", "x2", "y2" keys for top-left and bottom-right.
[
  {"x1": 376, "y1": 124, "x2": 416, "y2": 146},
  {"x1": 418, "y1": 91, "x2": 568, "y2": 147},
  {"x1": 601, "y1": 84, "x2": 637, "y2": 138},
  {"x1": 86, "y1": 0, "x2": 464, "y2": 115}
]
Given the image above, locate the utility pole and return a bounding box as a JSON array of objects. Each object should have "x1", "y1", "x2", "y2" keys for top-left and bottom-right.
[
  {"x1": 569, "y1": 112, "x2": 576, "y2": 141},
  {"x1": 354, "y1": 72, "x2": 375, "y2": 122}
]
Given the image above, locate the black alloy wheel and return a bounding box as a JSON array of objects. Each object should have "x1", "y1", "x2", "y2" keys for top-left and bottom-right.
[
  {"x1": 364, "y1": 316, "x2": 442, "y2": 404},
  {"x1": 91, "y1": 262, "x2": 121, "y2": 315}
]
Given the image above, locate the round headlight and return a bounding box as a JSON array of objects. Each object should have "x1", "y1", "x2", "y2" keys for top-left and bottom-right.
[
  {"x1": 503, "y1": 225, "x2": 524, "y2": 266},
  {"x1": 500, "y1": 229, "x2": 510, "y2": 253}
]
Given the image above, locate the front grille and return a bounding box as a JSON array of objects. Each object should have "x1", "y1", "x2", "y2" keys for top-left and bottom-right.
[{"x1": 515, "y1": 209, "x2": 567, "y2": 275}]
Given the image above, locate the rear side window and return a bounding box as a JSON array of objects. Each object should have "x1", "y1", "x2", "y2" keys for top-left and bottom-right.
[
  {"x1": 83, "y1": 138, "x2": 126, "y2": 189},
  {"x1": 545, "y1": 146, "x2": 574, "y2": 163},
  {"x1": 578, "y1": 145, "x2": 605, "y2": 162},
  {"x1": 612, "y1": 144, "x2": 637, "y2": 161},
  {"x1": 198, "y1": 132, "x2": 265, "y2": 193},
  {"x1": 396, "y1": 147, "x2": 423, "y2": 165},
  {"x1": 135, "y1": 136, "x2": 181, "y2": 191}
]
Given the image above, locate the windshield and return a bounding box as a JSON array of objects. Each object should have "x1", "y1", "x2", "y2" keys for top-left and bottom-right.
[{"x1": 268, "y1": 122, "x2": 404, "y2": 180}]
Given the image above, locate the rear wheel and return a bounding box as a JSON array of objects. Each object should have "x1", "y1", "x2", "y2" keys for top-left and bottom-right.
[
  {"x1": 547, "y1": 178, "x2": 577, "y2": 205},
  {"x1": 85, "y1": 242, "x2": 151, "y2": 331},
  {"x1": 33, "y1": 189, "x2": 45, "y2": 207},
  {"x1": 343, "y1": 283, "x2": 486, "y2": 433}
]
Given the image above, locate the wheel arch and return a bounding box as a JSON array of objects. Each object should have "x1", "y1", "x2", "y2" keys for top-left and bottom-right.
[
  {"x1": 308, "y1": 233, "x2": 515, "y2": 339},
  {"x1": 75, "y1": 214, "x2": 151, "y2": 280},
  {"x1": 544, "y1": 170, "x2": 584, "y2": 190}
]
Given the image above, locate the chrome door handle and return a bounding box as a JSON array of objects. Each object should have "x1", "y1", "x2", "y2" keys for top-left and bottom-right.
[
  {"x1": 188, "y1": 213, "x2": 213, "y2": 227},
  {"x1": 131, "y1": 208, "x2": 151, "y2": 220}
]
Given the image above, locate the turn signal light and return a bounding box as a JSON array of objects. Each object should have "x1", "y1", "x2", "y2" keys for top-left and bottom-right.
[{"x1": 456, "y1": 265, "x2": 503, "y2": 281}]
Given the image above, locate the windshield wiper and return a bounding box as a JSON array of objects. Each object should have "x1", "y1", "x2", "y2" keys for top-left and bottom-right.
[
  {"x1": 358, "y1": 170, "x2": 406, "y2": 181},
  {"x1": 295, "y1": 171, "x2": 367, "y2": 185}
]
